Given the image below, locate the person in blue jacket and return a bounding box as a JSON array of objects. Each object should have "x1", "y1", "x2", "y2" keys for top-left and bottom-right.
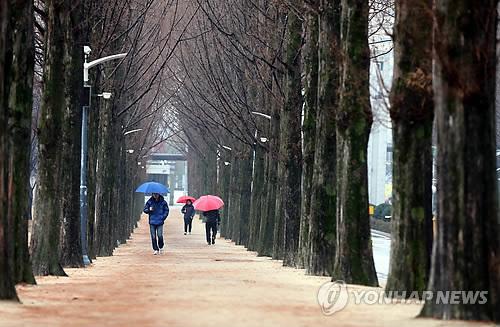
[{"x1": 143, "y1": 193, "x2": 169, "y2": 255}]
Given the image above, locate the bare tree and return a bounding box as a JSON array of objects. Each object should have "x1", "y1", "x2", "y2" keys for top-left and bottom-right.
[
  {"x1": 385, "y1": 0, "x2": 433, "y2": 298},
  {"x1": 420, "y1": 0, "x2": 499, "y2": 321},
  {"x1": 306, "y1": 0, "x2": 340, "y2": 276},
  {"x1": 332, "y1": 0, "x2": 378, "y2": 286},
  {"x1": 0, "y1": 0, "x2": 18, "y2": 301}
]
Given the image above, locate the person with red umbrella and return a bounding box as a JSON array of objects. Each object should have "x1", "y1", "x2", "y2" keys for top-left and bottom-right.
[
  {"x1": 203, "y1": 209, "x2": 220, "y2": 245},
  {"x1": 180, "y1": 198, "x2": 196, "y2": 235},
  {"x1": 193, "y1": 195, "x2": 224, "y2": 245}
]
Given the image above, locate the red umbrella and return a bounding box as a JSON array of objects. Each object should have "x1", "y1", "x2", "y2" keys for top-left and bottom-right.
[
  {"x1": 176, "y1": 195, "x2": 197, "y2": 204},
  {"x1": 193, "y1": 195, "x2": 224, "y2": 211}
]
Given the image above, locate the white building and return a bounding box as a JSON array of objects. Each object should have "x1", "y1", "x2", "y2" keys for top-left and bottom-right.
[
  {"x1": 367, "y1": 9, "x2": 394, "y2": 206},
  {"x1": 146, "y1": 151, "x2": 188, "y2": 205}
]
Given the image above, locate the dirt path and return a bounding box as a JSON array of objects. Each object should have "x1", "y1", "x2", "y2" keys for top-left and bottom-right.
[{"x1": 0, "y1": 207, "x2": 491, "y2": 327}]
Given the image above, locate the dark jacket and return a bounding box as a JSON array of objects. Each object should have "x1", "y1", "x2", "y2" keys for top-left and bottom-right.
[
  {"x1": 143, "y1": 195, "x2": 169, "y2": 225},
  {"x1": 203, "y1": 210, "x2": 220, "y2": 224},
  {"x1": 181, "y1": 204, "x2": 195, "y2": 220}
]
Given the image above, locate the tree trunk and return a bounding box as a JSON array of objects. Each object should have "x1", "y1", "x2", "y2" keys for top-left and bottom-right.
[
  {"x1": 385, "y1": 0, "x2": 433, "y2": 298},
  {"x1": 6, "y1": 0, "x2": 36, "y2": 284},
  {"x1": 281, "y1": 3, "x2": 303, "y2": 267},
  {"x1": 205, "y1": 148, "x2": 218, "y2": 196},
  {"x1": 237, "y1": 146, "x2": 253, "y2": 246},
  {"x1": 332, "y1": 0, "x2": 378, "y2": 286},
  {"x1": 0, "y1": 0, "x2": 19, "y2": 300},
  {"x1": 112, "y1": 131, "x2": 125, "y2": 246},
  {"x1": 228, "y1": 150, "x2": 241, "y2": 242},
  {"x1": 272, "y1": 11, "x2": 287, "y2": 262},
  {"x1": 298, "y1": 0, "x2": 319, "y2": 269},
  {"x1": 111, "y1": 125, "x2": 124, "y2": 248},
  {"x1": 258, "y1": 101, "x2": 280, "y2": 257},
  {"x1": 187, "y1": 151, "x2": 200, "y2": 197},
  {"x1": 420, "y1": 0, "x2": 499, "y2": 321},
  {"x1": 87, "y1": 78, "x2": 99, "y2": 260},
  {"x1": 31, "y1": 0, "x2": 67, "y2": 276},
  {"x1": 248, "y1": 142, "x2": 266, "y2": 251},
  {"x1": 273, "y1": 131, "x2": 285, "y2": 260},
  {"x1": 307, "y1": 0, "x2": 340, "y2": 276},
  {"x1": 94, "y1": 99, "x2": 115, "y2": 257},
  {"x1": 218, "y1": 148, "x2": 231, "y2": 237},
  {"x1": 59, "y1": 0, "x2": 84, "y2": 267}
]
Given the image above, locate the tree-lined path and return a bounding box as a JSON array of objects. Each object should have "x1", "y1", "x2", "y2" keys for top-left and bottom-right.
[{"x1": 0, "y1": 208, "x2": 487, "y2": 327}]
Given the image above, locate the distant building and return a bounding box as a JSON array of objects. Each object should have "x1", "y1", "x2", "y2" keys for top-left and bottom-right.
[
  {"x1": 146, "y1": 143, "x2": 188, "y2": 205},
  {"x1": 368, "y1": 16, "x2": 393, "y2": 206}
]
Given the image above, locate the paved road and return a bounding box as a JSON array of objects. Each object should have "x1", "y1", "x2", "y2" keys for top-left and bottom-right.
[{"x1": 371, "y1": 229, "x2": 391, "y2": 285}]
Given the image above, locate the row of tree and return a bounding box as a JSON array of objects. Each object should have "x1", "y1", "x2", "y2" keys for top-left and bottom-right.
[
  {"x1": 0, "y1": 0, "x2": 188, "y2": 300},
  {"x1": 174, "y1": 0, "x2": 499, "y2": 322},
  {"x1": 0, "y1": 0, "x2": 498, "y2": 322}
]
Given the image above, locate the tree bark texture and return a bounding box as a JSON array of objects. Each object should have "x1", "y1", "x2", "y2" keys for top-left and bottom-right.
[
  {"x1": 237, "y1": 146, "x2": 253, "y2": 246},
  {"x1": 228, "y1": 150, "x2": 241, "y2": 242},
  {"x1": 385, "y1": 0, "x2": 433, "y2": 298},
  {"x1": 6, "y1": 0, "x2": 36, "y2": 284},
  {"x1": 0, "y1": 0, "x2": 19, "y2": 300},
  {"x1": 258, "y1": 100, "x2": 280, "y2": 257},
  {"x1": 298, "y1": 0, "x2": 319, "y2": 269},
  {"x1": 94, "y1": 99, "x2": 116, "y2": 257},
  {"x1": 31, "y1": 0, "x2": 67, "y2": 276},
  {"x1": 281, "y1": 4, "x2": 303, "y2": 267},
  {"x1": 59, "y1": 0, "x2": 84, "y2": 267},
  {"x1": 307, "y1": 0, "x2": 340, "y2": 276},
  {"x1": 332, "y1": 0, "x2": 378, "y2": 286},
  {"x1": 248, "y1": 142, "x2": 266, "y2": 251},
  {"x1": 420, "y1": 0, "x2": 499, "y2": 321}
]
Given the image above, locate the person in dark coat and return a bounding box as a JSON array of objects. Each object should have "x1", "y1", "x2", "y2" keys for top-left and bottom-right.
[
  {"x1": 181, "y1": 200, "x2": 195, "y2": 235},
  {"x1": 143, "y1": 193, "x2": 169, "y2": 255},
  {"x1": 203, "y1": 209, "x2": 220, "y2": 245}
]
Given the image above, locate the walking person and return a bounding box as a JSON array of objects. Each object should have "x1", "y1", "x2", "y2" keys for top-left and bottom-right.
[
  {"x1": 181, "y1": 199, "x2": 195, "y2": 235},
  {"x1": 203, "y1": 209, "x2": 220, "y2": 245},
  {"x1": 143, "y1": 192, "x2": 169, "y2": 255}
]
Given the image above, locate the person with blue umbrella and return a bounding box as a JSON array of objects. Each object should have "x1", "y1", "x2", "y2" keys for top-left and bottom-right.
[{"x1": 136, "y1": 182, "x2": 170, "y2": 255}]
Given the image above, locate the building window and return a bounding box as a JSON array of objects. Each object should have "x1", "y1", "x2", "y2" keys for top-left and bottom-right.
[
  {"x1": 385, "y1": 144, "x2": 393, "y2": 182},
  {"x1": 374, "y1": 60, "x2": 384, "y2": 71},
  {"x1": 386, "y1": 144, "x2": 393, "y2": 162}
]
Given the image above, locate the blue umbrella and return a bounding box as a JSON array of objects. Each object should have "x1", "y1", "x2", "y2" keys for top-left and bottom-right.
[{"x1": 135, "y1": 182, "x2": 170, "y2": 194}]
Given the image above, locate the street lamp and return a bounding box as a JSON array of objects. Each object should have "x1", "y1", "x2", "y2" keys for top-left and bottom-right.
[
  {"x1": 250, "y1": 112, "x2": 271, "y2": 144},
  {"x1": 124, "y1": 128, "x2": 143, "y2": 136},
  {"x1": 80, "y1": 46, "x2": 128, "y2": 266},
  {"x1": 251, "y1": 111, "x2": 271, "y2": 120},
  {"x1": 83, "y1": 50, "x2": 128, "y2": 84},
  {"x1": 97, "y1": 92, "x2": 112, "y2": 99}
]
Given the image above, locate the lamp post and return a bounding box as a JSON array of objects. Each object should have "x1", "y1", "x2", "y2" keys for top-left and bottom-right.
[
  {"x1": 124, "y1": 128, "x2": 143, "y2": 136},
  {"x1": 97, "y1": 92, "x2": 112, "y2": 99},
  {"x1": 251, "y1": 111, "x2": 271, "y2": 120},
  {"x1": 80, "y1": 46, "x2": 127, "y2": 266}
]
